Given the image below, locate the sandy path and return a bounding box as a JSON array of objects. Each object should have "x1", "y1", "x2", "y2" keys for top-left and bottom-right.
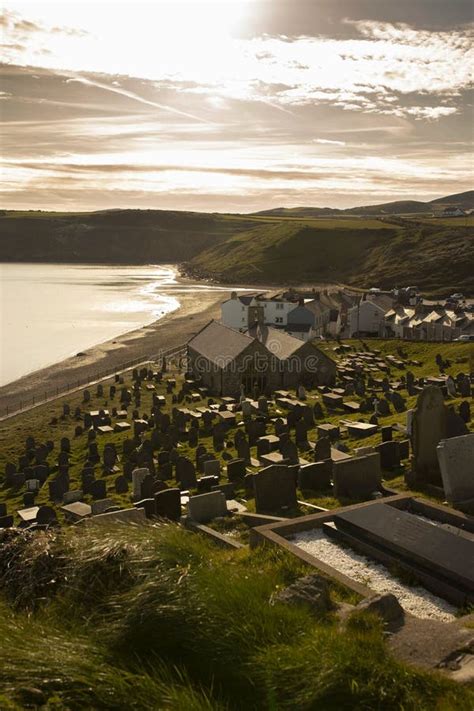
[{"x1": 0, "y1": 286, "x2": 228, "y2": 416}]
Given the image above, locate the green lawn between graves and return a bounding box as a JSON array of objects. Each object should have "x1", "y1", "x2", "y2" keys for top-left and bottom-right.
[{"x1": 0, "y1": 339, "x2": 473, "y2": 709}]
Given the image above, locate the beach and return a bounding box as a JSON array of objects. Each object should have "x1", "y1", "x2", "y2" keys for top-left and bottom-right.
[{"x1": 0, "y1": 274, "x2": 231, "y2": 417}]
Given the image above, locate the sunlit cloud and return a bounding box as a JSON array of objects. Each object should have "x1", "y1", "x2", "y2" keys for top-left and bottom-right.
[{"x1": 0, "y1": 2, "x2": 472, "y2": 211}]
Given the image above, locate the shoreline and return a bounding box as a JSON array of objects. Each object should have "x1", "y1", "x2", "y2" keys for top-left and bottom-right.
[{"x1": 0, "y1": 271, "x2": 230, "y2": 416}]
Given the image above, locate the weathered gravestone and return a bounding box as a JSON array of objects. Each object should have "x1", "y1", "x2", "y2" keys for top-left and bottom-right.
[
  {"x1": 437, "y1": 434, "x2": 474, "y2": 506},
  {"x1": 314, "y1": 436, "x2": 331, "y2": 462},
  {"x1": 188, "y1": 491, "x2": 228, "y2": 522},
  {"x1": 176, "y1": 457, "x2": 197, "y2": 489},
  {"x1": 253, "y1": 464, "x2": 297, "y2": 513},
  {"x1": 333, "y1": 452, "x2": 381, "y2": 500},
  {"x1": 227, "y1": 458, "x2": 246, "y2": 482},
  {"x1": 411, "y1": 386, "x2": 447, "y2": 485},
  {"x1": 298, "y1": 461, "x2": 332, "y2": 491},
  {"x1": 91, "y1": 498, "x2": 115, "y2": 516},
  {"x1": 89, "y1": 479, "x2": 107, "y2": 500},
  {"x1": 197, "y1": 475, "x2": 219, "y2": 493},
  {"x1": 155, "y1": 488, "x2": 181, "y2": 521},
  {"x1": 132, "y1": 468, "x2": 149, "y2": 499},
  {"x1": 114, "y1": 475, "x2": 129, "y2": 494},
  {"x1": 376, "y1": 441, "x2": 400, "y2": 470}
]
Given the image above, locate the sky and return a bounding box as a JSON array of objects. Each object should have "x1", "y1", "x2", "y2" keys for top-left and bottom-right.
[{"x1": 1, "y1": 0, "x2": 473, "y2": 212}]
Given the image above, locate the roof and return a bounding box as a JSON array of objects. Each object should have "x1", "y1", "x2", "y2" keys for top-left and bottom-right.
[
  {"x1": 246, "y1": 324, "x2": 306, "y2": 360},
  {"x1": 365, "y1": 294, "x2": 395, "y2": 312},
  {"x1": 188, "y1": 320, "x2": 255, "y2": 366},
  {"x1": 303, "y1": 299, "x2": 330, "y2": 315},
  {"x1": 286, "y1": 323, "x2": 312, "y2": 333},
  {"x1": 221, "y1": 292, "x2": 265, "y2": 306}
]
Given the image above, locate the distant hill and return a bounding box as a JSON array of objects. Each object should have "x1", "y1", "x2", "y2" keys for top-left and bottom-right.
[
  {"x1": 252, "y1": 191, "x2": 474, "y2": 218},
  {"x1": 187, "y1": 218, "x2": 474, "y2": 295},
  {"x1": 0, "y1": 210, "x2": 256, "y2": 264},
  {"x1": 429, "y1": 190, "x2": 474, "y2": 209}
]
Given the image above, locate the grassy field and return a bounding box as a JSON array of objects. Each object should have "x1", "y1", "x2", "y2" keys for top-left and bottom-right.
[{"x1": 1, "y1": 522, "x2": 473, "y2": 710}]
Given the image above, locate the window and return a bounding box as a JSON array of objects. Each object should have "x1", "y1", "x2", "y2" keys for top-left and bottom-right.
[
  {"x1": 276, "y1": 303, "x2": 284, "y2": 310},
  {"x1": 275, "y1": 317, "x2": 283, "y2": 324}
]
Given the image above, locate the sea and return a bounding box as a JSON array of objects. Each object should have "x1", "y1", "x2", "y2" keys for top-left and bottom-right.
[{"x1": 0, "y1": 263, "x2": 230, "y2": 387}]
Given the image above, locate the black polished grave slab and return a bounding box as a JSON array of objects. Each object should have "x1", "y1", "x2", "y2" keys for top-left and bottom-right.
[{"x1": 332, "y1": 503, "x2": 474, "y2": 594}]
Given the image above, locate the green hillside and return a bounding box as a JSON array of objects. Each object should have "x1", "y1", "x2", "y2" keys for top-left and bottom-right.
[{"x1": 188, "y1": 220, "x2": 474, "y2": 295}]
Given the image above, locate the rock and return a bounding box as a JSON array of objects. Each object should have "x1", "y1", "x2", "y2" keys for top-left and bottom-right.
[
  {"x1": 354, "y1": 593, "x2": 404, "y2": 629},
  {"x1": 272, "y1": 574, "x2": 332, "y2": 614}
]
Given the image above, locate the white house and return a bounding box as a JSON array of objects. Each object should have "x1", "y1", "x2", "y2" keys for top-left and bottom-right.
[
  {"x1": 347, "y1": 300, "x2": 387, "y2": 337},
  {"x1": 220, "y1": 292, "x2": 265, "y2": 331},
  {"x1": 260, "y1": 295, "x2": 297, "y2": 327},
  {"x1": 221, "y1": 292, "x2": 297, "y2": 332}
]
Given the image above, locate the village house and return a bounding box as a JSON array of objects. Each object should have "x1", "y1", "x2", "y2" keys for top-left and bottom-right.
[
  {"x1": 346, "y1": 293, "x2": 394, "y2": 337},
  {"x1": 220, "y1": 292, "x2": 266, "y2": 331},
  {"x1": 220, "y1": 292, "x2": 298, "y2": 332},
  {"x1": 285, "y1": 298, "x2": 331, "y2": 340}
]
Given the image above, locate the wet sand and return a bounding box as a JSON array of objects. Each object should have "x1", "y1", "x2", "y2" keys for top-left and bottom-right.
[{"x1": 0, "y1": 284, "x2": 229, "y2": 416}]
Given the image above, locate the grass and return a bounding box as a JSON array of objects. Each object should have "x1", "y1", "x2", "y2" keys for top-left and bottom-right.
[
  {"x1": 0, "y1": 523, "x2": 473, "y2": 710},
  {"x1": 189, "y1": 219, "x2": 474, "y2": 295}
]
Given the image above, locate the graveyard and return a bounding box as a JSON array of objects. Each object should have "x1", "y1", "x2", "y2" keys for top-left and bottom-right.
[{"x1": 0, "y1": 337, "x2": 473, "y2": 708}]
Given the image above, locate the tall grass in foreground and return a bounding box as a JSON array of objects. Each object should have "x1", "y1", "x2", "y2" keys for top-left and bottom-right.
[{"x1": 0, "y1": 523, "x2": 473, "y2": 710}]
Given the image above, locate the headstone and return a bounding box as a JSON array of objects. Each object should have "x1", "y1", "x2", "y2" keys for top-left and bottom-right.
[
  {"x1": 376, "y1": 441, "x2": 400, "y2": 470},
  {"x1": 298, "y1": 461, "x2": 332, "y2": 491},
  {"x1": 203, "y1": 459, "x2": 221, "y2": 478},
  {"x1": 227, "y1": 458, "x2": 246, "y2": 482},
  {"x1": 155, "y1": 488, "x2": 181, "y2": 521},
  {"x1": 188, "y1": 491, "x2": 227, "y2": 522},
  {"x1": 333, "y1": 452, "x2": 381, "y2": 500},
  {"x1": 140, "y1": 474, "x2": 155, "y2": 499},
  {"x1": 437, "y1": 434, "x2": 474, "y2": 504},
  {"x1": 314, "y1": 436, "x2": 331, "y2": 462},
  {"x1": 253, "y1": 464, "x2": 297, "y2": 513},
  {"x1": 114, "y1": 475, "x2": 129, "y2": 494},
  {"x1": 175, "y1": 456, "x2": 197, "y2": 489},
  {"x1": 36, "y1": 505, "x2": 57, "y2": 526},
  {"x1": 63, "y1": 490, "x2": 83, "y2": 505},
  {"x1": 412, "y1": 386, "x2": 447, "y2": 485},
  {"x1": 446, "y1": 407, "x2": 469, "y2": 438},
  {"x1": 446, "y1": 375, "x2": 457, "y2": 398},
  {"x1": 89, "y1": 479, "x2": 107, "y2": 500},
  {"x1": 91, "y1": 498, "x2": 115, "y2": 516},
  {"x1": 197, "y1": 475, "x2": 219, "y2": 493},
  {"x1": 132, "y1": 467, "x2": 149, "y2": 499}
]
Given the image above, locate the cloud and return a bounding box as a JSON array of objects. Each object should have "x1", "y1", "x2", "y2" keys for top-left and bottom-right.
[
  {"x1": 314, "y1": 138, "x2": 346, "y2": 146},
  {"x1": 1, "y1": 8, "x2": 471, "y2": 121}
]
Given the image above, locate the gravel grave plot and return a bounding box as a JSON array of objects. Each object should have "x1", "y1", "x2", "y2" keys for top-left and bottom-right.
[{"x1": 291, "y1": 525, "x2": 457, "y2": 622}]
